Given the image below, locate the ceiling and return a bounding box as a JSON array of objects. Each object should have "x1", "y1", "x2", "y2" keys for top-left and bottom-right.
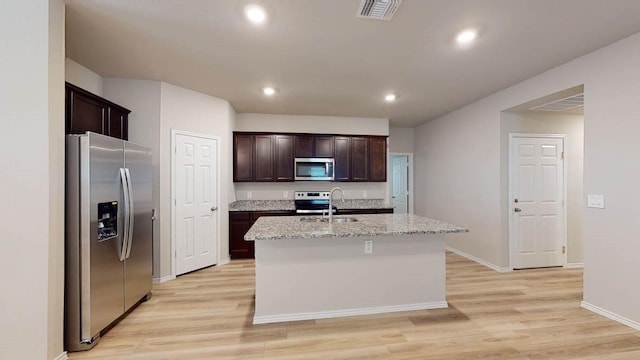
[{"x1": 65, "y1": 0, "x2": 640, "y2": 127}]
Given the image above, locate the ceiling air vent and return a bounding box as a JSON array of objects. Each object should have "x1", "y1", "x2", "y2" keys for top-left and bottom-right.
[
  {"x1": 357, "y1": 0, "x2": 402, "y2": 21},
  {"x1": 529, "y1": 93, "x2": 584, "y2": 112}
]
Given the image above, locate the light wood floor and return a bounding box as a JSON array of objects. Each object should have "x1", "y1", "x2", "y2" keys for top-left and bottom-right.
[{"x1": 68, "y1": 252, "x2": 640, "y2": 359}]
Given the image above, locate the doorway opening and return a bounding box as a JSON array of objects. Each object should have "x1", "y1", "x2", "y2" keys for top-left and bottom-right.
[
  {"x1": 502, "y1": 85, "x2": 584, "y2": 270},
  {"x1": 388, "y1": 153, "x2": 414, "y2": 214}
]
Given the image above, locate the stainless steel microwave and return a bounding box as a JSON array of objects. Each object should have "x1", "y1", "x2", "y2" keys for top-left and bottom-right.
[{"x1": 294, "y1": 158, "x2": 334, "y2": 181}]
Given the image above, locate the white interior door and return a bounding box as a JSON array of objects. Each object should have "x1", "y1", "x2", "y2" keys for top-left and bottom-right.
[
  {"x1": 510, "y1": 135, "x2": 565, "y2": 269},
  {"x1": 174, "y1": 133, "x2": 218, "y2": 275},
  {"x1": 391, "y1": 156, "x2": 409, "y2": 214}
]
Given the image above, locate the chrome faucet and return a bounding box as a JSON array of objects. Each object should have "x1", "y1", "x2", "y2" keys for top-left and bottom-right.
[{"x1": 327, "y1": 187, "x2": 345, "y2": 224}]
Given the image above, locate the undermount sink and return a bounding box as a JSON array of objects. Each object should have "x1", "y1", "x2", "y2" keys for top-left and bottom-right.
[{"x1": 299, "y1": 216, "x2": 358, "y2": 223}]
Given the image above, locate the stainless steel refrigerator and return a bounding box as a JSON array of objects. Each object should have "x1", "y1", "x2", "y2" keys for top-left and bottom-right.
[{"x1": 65, "y1": 132, "x2": 153, "y2": 351}]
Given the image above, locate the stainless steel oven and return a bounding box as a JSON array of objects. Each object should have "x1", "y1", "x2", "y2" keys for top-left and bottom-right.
[{"x1": 294, "y1": 158, "x2": 334, "y2": 181}]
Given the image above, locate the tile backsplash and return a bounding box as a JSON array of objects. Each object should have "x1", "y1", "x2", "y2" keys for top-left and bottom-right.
[{"x1": 234, "y1": 182, "x2": 387, "y2": 200}]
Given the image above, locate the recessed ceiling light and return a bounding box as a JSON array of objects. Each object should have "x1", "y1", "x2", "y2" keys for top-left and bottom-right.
[
  {"x1": 263, "y1": 87, "x2": 276, "y2": 96},
  {"x1": 385, "y1": 94, "x2": 396, "y2": 102},
  {"x1": 456, "y1": 28, "x2": 477, "y2": 45},
  {"x1": 244, "y1": 5, "x2": 267, "y2": 25}
]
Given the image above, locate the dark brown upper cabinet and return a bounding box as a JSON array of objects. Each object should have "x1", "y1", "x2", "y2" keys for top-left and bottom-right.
[
  {"x1": 294, "y1": 135, "x2": 334, "y2": 158},
  {"x1": 65, "y1": 82, "x2": 130, "y2": 140},
  {"x1": 368, "y1": 136, "x2": 387, "y2": 182},
  {"x1": 233, "y1": 132, "x2": 387, "y2": 182},
  {"x1": 333, "y1": 136, "x2": 351, "y2": 181},
  {"x1": 233, "y1": 133, "x2": 295, "y2": 182},
  {"x1": 274, "y1": 135, "x2": 294, "y2": 181},
  {"x1": 350, "y1": 137, "x2": 369, "y2": 182},
  {"x1": 233, "y1": 134, "x2": 254, "y2": 182}
]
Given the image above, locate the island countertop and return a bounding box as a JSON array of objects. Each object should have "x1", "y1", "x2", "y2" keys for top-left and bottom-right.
[
  {"x1": 229, "y1": 199, "x2": 393, "y2": 212},
  {"x1": 244, "y1": 214, "x2": 468, "y2": 241}
]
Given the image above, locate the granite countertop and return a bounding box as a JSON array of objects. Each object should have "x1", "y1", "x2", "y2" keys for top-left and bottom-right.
[
  {"x1": 229, "y1": 199, "x2": 393, "y2": 212},
  {"x1": 244, "y1": 214, "x2": 469, "y2": 241}
]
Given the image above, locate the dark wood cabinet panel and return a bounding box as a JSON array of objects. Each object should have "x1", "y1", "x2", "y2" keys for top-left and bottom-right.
[
  {"x1": 107, "y1": 106, "x2": 128, "y2": 140},
  {"x1": 254, "y1": 135, "x2": 275, "y2": 181},
  {"x1": 233, "y1": 134, "x2": 254, "y2": 182},
  {"x1": 350, "y1": 137, "x2": 369, "y2": 182},
  {"x1": 294, "y1": 135, "x2": 334, "y2": 158},
  {"x1": 68, "y1": 90, "x2": 106, "y2": 135},
  {"x1": 368, "y1": 137, "x2": 387, "y2": 182},
  {"x1": 65, "y1": 82, "x2": 130, "y2": 140},
  {"x1": 274, "y1": 135, "x2": 294, "y2": 181},
  {"x1": 314, "y1": 136, "x2": 334, "y2": 157},
  {"x1": 229, "y1": 212, "x2": 254, "y2": 259},
  {"x1": 229, "y1": 210, "x2": 295, "y2": 259},
  {"x1": 294, "y1": 135, "x2": 314, "y2": 158},
  {"x1": 334, "y1": 136, "x2": 351, "y2": 181}
]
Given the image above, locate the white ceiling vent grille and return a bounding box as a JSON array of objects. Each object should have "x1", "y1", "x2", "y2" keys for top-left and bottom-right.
[
  {"x1": 357, "y1": 0, "x2": 402, "y2": 21},
  {"x1": 530, "y1": 93, "x2": 584, "y2": 112}
]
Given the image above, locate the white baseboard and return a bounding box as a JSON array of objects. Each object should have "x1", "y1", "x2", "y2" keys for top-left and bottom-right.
[
  {"x1": 253, "y1": 301, "x2": 448, "y2": 325},
  {"x1": 446, "y1": 247, "x2": 511, "y2": 273},
  {"x1": 218, "y1": 256, "x2": 231, "y2": 266},
  {"x1": 54, "y1": 351, "x2": 68, "y2": 360},
  {"x1": 564, "y1": 262, "x2": 584, "y2": 269},
  {"x1": 152, "y1": 274, "x2": 175, "y2": 284},
  {"x1": 581, "y1": 301, "x2": 640, "y2": 331}
]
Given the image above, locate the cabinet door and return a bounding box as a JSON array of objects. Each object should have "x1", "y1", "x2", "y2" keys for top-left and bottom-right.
[
  {"x1": 67, "y1": 90, "x2": 106, "y2": 135},
  {"x1": 274, "y1": 135, "x2": 294, "y2": 181},
  {"x1": 107, "y1": 106, "x2": 128, "y2": 140},
  {"x1": 351, "y1": 137, "x2": 369, "y2": 181},
  {"x1": 314, "y1": 136, "x2": 335, "y2": 158},
  {"x1": 369, "y1": 137, "x2": 387, "y2": 182},
  {"x1": 294, "y1": 135, "x2": 314, "y2": 158},
  {"x1": 334, "y1": 136, "x2": 351, "y2": 181},
  {"x1": 229, "y1": 212, "x2": 254, "y2": 259},
  {"x1": 254, "y1": 135, "x2": 274, "y2": 181},
  {"x1": 233, "y1": 134, "x2": 254, "y2": 182}
]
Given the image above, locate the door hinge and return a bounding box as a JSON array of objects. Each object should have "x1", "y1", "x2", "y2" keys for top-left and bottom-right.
[
  {"x1": 561, "y1": 151, "x2": 565, "y2": 160},
  {"x1": 562, "y1": 246, "x2": 566, "y2": 254}
]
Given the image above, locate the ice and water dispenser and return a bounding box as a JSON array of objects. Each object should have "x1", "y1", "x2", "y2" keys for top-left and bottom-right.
[{"x1": 97, "y1": 201, "x2": 118, "y2": 241}]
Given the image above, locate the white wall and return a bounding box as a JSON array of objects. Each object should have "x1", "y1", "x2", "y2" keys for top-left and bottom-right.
[
  {"x1": 415, "y1": 31, "x2": 640, "y2": 325},
  {"x1": 389, "y1": 127, "x2": 415, "y2": 154},
  {"x1": 0, "y1": 1, "x2": 65, "y2": 359},
  {"x1": 500, "y1": 111, "x2": 584, "y2": 265},
  {"x1": 236, "y1": 113, "x2": 389, "y2": 136},
  {"x1": 102, "y1": 78, "x2": 163, "y2": 277},
  {"x1": 160, "y1": 82, "x2": 235, "y2": 276},
  {"x1": 65, "y1": 58, "x2": 103, "y2": 96}
]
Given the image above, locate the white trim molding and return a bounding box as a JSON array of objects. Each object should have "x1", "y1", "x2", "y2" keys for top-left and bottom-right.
[
  {"x1": 54, "y1": 352, "x2": 68, "y2": 360},
  {"x1": 447, "y1": 247, "x2": 512, "y2": 273},
  {"x1": 253, "y1": 301, "x2": 448, "y2": 325},
  {"x1": 218, "y1": 256, "x2": 231, "y2": 266},
  {"x1": 152, "y1": 275, "x2": 176, "y2": 285},
  {"x1": 564, "y1": 262, "x2": 584, "y2": 269},
  {"x1": 581, "y1": 301, "x2": 640, "y2": 331}
]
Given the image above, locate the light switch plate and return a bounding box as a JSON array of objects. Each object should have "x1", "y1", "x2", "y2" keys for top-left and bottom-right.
[
  {"x1": 247, "y1": 191, "x2": 252, "y2": 199},
  {"x1": 587, "y1": 194, "x2": 605, "y2": 209}
]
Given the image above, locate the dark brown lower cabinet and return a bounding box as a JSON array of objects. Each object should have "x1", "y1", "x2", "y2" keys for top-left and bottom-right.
[
  {"x1": 229, "y1": 209, "x2": 392, "y2": 259},
  {"x1": 229, "y1": 210, "x2": 295, "y2": 259}
]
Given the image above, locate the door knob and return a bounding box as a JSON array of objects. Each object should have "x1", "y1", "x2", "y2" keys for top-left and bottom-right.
[
  {"x1": 211, "y1": 206, "x2": 218, "y2": 212},
  {"x1": 514, "y1": 208, "x2": 522, "y2": 213}
]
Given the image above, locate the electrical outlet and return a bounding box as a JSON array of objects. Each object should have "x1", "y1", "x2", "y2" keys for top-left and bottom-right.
[
  {"x1": 247, "y1": 191, "x2": 252, "y2": 199},
  {"x1": 283, "y1": 191, "x2": 288, "y2": 199},
  {"x1": 363, "y1": 190, "x2": 368, "y2": 198},
  {"x1": 364, "y1": 240, "x2": 373, "y2": 254}
]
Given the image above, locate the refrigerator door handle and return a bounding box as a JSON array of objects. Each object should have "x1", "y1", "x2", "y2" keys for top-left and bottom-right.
[
  {"x1": 124, "y1": 168, "x2": 135, "y2": 259},
  {"x1": 119, "y1": 168, "x2": 130, "y2": 261}
]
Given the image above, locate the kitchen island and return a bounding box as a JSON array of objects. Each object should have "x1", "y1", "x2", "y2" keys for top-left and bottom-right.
[{"x1": 244, "y1": 214, "x2": 468, "y2": 324}]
